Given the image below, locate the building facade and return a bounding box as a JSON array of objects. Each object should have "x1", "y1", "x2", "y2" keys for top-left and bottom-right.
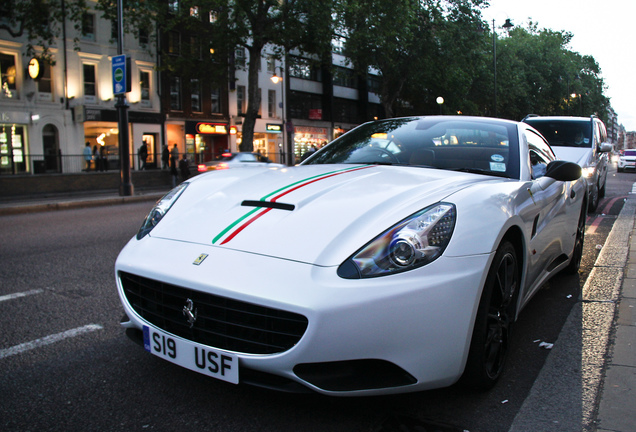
[
  {"x1": 0, "y1": 1, "x2": 162, "y2": 175},
  {"x1": 1, "y1": 2, "x2": 383, "y2": 176}
]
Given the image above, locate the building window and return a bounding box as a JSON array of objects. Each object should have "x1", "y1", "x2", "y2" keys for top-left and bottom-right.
[
  {"x1": 170, "y1": 76, "x2": 182, "y2": 111},
  {"x1": 289, "y1": 56, "x2": 321, "y2": 82},
  {"x1": 368, "y1": 74, "x2": 381, "y2": 94},
  {"x1": 190, "y1": 6, "x2": 199, "y2": 17},
  {"x1": 235, "y1": 48, "x2": 246, "y2": 68},
  {"x1": 211, "y1": 87, "x2": 221, "y2": 114},
  {"x1": 332, "y1": 36, "x2": 345, "y2": 54},
  {"x1": 333, "y1": 67, "x2": 357, "y2": 88},
  {"x1": 168, "y1": 0, "x2": 179, "y2": 13},
  {"x1": 139, "y1": 27, "x2": 150, "y2": 45},
  {"x1": 190, "y1": 37, "x2": 201, "y2": 59},
  {"x1": 191, "y1": 78, "x2": 201, "y2": 112},
  {"x1": 0, "y1": 54, "x2": 17, "y2": 98},
  {"x1": 266, "y1": 56, "x2": 276, "y2": 74},
  {"x1": 168, "y1": 32, "x2": 181, "y2": 55},
  {"x1": 82, "y1": 13, "x2": 96, "y2": 41},
  {"x1": 37, "y1": 63, "x2": 53, "y2": 101},
  {"x1": 268, "y1": 89, "x2": 276, "y2": 118},
  {"x1": 140, "y1": 70, "x2": 151, "y2": 107},
  {"x1": 83, "y1": 64, "x2": 97, "y2": 103},
  {"x1": 237, "y1": 85, "x2": 246, "y2": 115},
  {"x1": 111, "y1": 20, "x2": 118, "y2": 40}
]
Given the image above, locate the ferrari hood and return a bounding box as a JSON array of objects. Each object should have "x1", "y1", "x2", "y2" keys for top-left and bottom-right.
[
  {"x1": 552, "y1": 146, "x2": 593, "y2": 167},
  {"x1": 149, "y1": 164, "x2": 495, "y2": 266}
]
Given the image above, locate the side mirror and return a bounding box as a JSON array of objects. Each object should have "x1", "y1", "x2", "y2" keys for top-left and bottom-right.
[
  {"x1": 599, "y1": 143, "x2": 613, "y2": 153},
  {"x1": 545, "y1": 160, "x2": 582, "y2": 182}
]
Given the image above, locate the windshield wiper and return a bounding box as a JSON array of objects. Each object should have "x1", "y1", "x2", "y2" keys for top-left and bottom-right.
[{"x1": 452, "y1": 167, "x2": 509, "y2": 178}]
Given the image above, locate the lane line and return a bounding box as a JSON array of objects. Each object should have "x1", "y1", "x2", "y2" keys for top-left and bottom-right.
[
  {"x1": 0, "y1": 289, "x2": 44, "y2": 303},
  {"x1": 0, "y1": 324, "x2": 103, "y2": 360}
]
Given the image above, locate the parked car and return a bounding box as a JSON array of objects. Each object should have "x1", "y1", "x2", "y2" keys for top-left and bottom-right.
[
  {"x1": 523, "y1": 115, "x2": 612, "y2": 211},
  {"x1": 197, "y1": 152, "x2": 283, "y2": 172},
  {"x1": 116, "y1": 116, "x2": 584, "y2": 396},
  {"x1": 618, "y1": 149, "x2": 636, "y2": 172}
]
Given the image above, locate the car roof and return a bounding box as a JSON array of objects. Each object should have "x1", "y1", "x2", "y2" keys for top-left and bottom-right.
[{"x1": 523, "y1": 115, "x2": 593, "y2": 123}]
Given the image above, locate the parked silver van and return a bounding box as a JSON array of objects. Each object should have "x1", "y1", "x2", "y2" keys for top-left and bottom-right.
[{"x1": 523, "y1": 115, "x2": 612, "y2": 211}]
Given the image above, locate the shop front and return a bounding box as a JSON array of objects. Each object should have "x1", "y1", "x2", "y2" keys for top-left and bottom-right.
[
  {"x1": 293, "y1": 125, "x2": 329, "y2": 163},
  {"x1": 235, "y1": 119, "x2": 285, "y2": 163},
  {"x1": 0, "y1": 111, "x2": 30, "y2": 175},
  {"x1": 185, "y1": 120, "x2": 229, "y2": 163},
  {"x1": 80, "y1": 107, "x2": 164, "y2": 171}
]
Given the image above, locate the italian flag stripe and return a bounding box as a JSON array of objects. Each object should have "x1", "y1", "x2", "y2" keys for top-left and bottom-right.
[{"x1": 213, "y1": 165, "x2": 372, "y2": 245}]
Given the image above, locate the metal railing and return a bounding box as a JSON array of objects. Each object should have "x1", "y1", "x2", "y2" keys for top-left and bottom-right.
[{"x1": 0, "y1": 150, "x2": 292, "y2": 175}]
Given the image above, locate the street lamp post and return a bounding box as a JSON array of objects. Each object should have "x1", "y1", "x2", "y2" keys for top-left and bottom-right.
[
  {"x1": 493, "y1": 18, "x2": 514, "y2": 118},
  {"x1": 271, "y1": 64, "x2": 289, "y2": 165},
  {"x1": 436, "y1": 97, "x2": 444, "y2": 114},
  {"x1": 116, "y1": 0, "x2": 133, "y2": 196}
]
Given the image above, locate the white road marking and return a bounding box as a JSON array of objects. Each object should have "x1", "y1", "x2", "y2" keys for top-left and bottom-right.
[
  {"x1": 0, "y1": 324, "x2": 103, "y2": 360},
  {"x1": 631, "y1": 182, "x2": 636, "y2": 194},
  {"x1": 0, "y1": 289, "x2": 44, "y2": 303}
]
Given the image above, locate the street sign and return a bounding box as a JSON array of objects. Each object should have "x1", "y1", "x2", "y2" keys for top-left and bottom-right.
[{"x1": 112, "y1": 55, "x2": 131, "y2": 95}]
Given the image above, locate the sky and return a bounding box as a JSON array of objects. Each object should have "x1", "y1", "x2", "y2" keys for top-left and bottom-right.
[{"x1": 483, "y1": 0, "x2": 636, "y2": 131}]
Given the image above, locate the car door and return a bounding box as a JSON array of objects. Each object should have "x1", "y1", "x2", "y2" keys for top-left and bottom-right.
[{"x1": 523, "y1": 131, "x2": 575, "y2": 295}]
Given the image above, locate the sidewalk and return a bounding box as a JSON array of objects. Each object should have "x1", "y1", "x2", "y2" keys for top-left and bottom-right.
[
  {"x1": 509, "y1": 197, "x2": 636, "y2": 432},
  {"x1": 1, "y1": 190, "x2": 634, "y2": 432}
]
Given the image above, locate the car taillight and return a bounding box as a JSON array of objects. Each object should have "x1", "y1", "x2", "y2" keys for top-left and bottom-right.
[
  {"x1": 197, "y1": 164, "x2": 207, "y2": 172},
  {"x1": 217, "y1": 163, "x2": 229, "y2": 170}
]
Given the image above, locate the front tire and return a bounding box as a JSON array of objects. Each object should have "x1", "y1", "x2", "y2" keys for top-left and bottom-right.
[
  {"x1": 460, "y1": 241, "x2": 519, "y2": 390},
  {"x1": 564, "y1": 202, "x2": 586, "y2": 274},
  {"x1": 588, "y1": 185, "x2": 599, "y2": 212}
]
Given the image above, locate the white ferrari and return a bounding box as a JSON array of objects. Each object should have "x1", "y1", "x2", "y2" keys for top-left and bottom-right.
[{"x1": 116, "y1": 116, "x2": 585, "y2": 396}]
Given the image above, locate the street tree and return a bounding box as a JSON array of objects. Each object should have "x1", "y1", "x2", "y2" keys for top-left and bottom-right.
[
  {"x1": 494, "y1": 22, "x2": 609, "y2": 121},
  {"x1": 0, "y1": 0, "x2": 88, "y2": 63}
]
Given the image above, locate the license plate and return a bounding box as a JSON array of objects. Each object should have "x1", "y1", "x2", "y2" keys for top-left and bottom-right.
[{"x1": 143, "y1": 325, "x2": 239, "y2": 384}]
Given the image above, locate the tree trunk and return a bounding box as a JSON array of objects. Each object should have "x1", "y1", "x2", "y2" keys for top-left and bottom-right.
[{"x1": 239, "y1": 42, "x2": 264, "y2": 152}]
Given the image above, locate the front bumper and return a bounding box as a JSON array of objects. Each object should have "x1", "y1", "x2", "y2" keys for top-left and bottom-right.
[{"x1": 116, "y1": 236, "x2": 491, "y2": 396}]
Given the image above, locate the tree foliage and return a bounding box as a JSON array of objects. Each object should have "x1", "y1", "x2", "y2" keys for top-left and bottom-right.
[
  {"x1": 0, "y1": 0, "x2": 88, "y2": 63},
  {"x1": 6, "y1": 0, "x2": 612, "y2": 142}
]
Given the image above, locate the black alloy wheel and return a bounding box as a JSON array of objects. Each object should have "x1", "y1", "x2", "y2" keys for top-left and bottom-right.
[
  {"x1": 460, "y1": 241, "x2": 519, "y2": 390},
  {"x1": 564, "y1": 202, "x2": 586, "y2": 274},
  {"x1": 588, "y1": 184, "x2": 599, "y2": 212}
]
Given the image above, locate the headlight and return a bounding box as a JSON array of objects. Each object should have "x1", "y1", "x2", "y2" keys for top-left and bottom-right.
[
  {"x1": 136, "y1": 182, "x2": 189, "y2": 240},
  {"x1": 581, "y1": 166, "x2": 595, "y2": 178},
  {"x1": 337, "y1": 203, "x2": 456, "y2": 279}
]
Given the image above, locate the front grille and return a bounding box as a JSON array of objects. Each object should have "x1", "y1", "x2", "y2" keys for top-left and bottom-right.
[{"x1": 119, "y1": 271, "x2": 309, "y2": 355}]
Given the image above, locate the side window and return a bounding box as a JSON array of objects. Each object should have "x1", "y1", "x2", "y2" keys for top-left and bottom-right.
[
  {"x1": 529, "y1": 149, "x2": 550, "y2": 179},
  {"x1": 525, "y1": 130, "x2": 554, "y2": 179}
]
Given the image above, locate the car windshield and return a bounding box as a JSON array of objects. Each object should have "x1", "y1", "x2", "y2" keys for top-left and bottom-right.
[
  {"x1": 525, "y1": 120, "x2": 592, "y2": 148},
  {"x1": 303, "y1": 117, "x2": 520, "y2": 179}
]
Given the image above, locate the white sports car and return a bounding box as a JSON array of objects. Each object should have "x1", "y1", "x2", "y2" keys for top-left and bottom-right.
[{"x1": 116, "y1": 116, "x2": 585, "y2": 396}]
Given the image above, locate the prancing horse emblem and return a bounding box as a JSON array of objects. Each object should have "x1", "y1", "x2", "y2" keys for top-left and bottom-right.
[{"x1": 183, "y1": 298, "x2": 197, "y2": 328}]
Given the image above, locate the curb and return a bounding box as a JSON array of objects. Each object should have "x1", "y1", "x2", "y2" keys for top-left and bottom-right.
[{"x1": 0, "y1": 193, "x2": 164, "y2": 216}]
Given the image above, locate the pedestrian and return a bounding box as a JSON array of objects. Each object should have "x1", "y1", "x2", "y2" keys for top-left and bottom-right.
[
  {"x1": 139, "y1": 141, "x2": 148, "y2": 170},
  {"x1": 93, "y1": 145, "x2": 102, "y2": 171},
  {"x1": 99, "y1": 144, "x2": 107, "y2": 171},
  {"x1": 170, "y1": 156, "x2": 179, "y2": 187},
  {"x1": 170, "y1": 143, "x2": 179, "y2": 161},
  {"x1": 83, "y1": 142, "x2": 92, "y2": 171},
  {"x1": 161, "y1": 144, "x2": 169, "y2": 170},
  {"x1": 179, "y1": 154, "x2": 191, "y2": 182}
]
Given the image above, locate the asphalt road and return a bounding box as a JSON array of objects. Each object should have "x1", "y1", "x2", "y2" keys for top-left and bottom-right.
[{"x1": 0, "y1": 165, "x2": 631, "y2": 432}]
